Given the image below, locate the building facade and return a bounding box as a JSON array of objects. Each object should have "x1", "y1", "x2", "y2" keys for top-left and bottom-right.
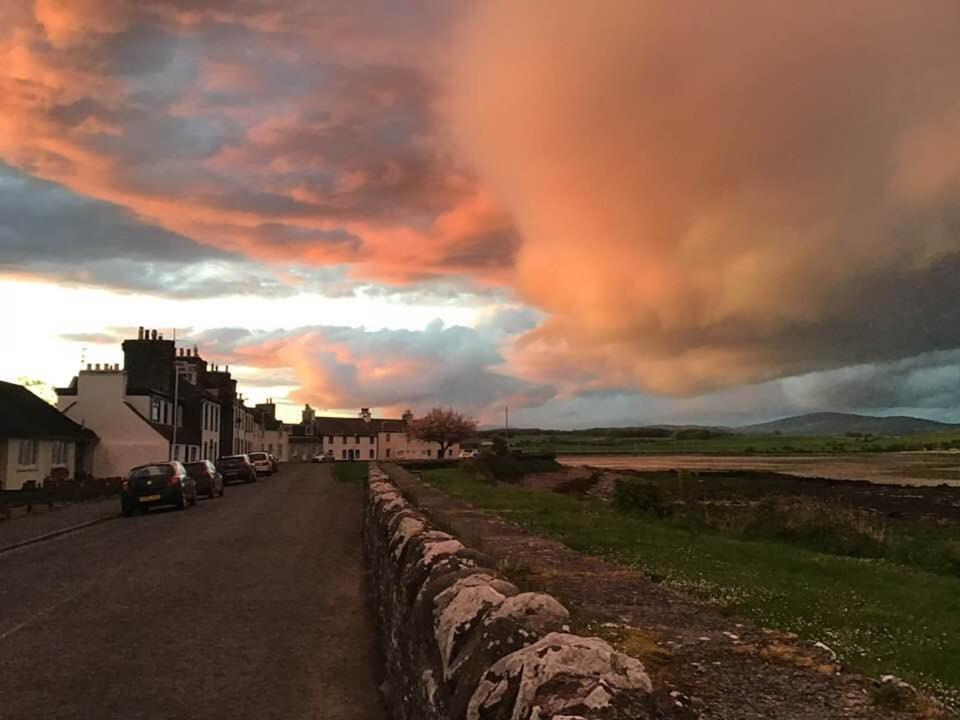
[
  {"x1": 54, "y1": 327, "x2": 272, "y2": 477},
  {"x1": 287, "y1": 406, "x2": 458, "y2": 462}
]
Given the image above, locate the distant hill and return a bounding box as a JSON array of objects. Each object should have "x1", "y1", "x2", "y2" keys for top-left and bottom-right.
[{"x1": 738, "y1": 412, "x2": 960, "y2": 437}]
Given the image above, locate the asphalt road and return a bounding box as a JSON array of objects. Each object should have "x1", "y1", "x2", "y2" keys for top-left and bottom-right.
[{"x1": 0, "y1": 463, "x2": 386, "y2": 720}]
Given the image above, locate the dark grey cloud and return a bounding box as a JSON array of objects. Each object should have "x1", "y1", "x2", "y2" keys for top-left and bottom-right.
[
  {"x1": 0, "y1": 163, "x2": 226, "y2": 264},
  {"x1": 784, "y1": 351, "x2": 960, "y2": 421}
]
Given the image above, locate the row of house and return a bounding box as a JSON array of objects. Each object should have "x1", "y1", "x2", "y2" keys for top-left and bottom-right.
[
  {"x1": 287, "y1": 405, "x2": 459, "y2": 462},
  {"x1": 1, "y1": 328, "x2": 456, "y2": 490},
  {"x1": 48, "y1": 328, "x2": 289, "y2": 483}
]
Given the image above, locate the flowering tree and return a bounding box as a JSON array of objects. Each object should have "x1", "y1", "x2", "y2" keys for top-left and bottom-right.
[{"x1": 409, "y1": 407, "x2": 477, "y2": 459}]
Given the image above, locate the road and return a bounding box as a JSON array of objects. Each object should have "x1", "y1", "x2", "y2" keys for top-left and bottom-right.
[{"x1": 0, "y1": 463, "x2": 386, "y2": 720}]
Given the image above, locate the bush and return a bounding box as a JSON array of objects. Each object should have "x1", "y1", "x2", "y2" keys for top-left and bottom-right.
[
  {"x1": 474, "y1": 453, "x2": 562, "y2": 483},
  {"x1": 612, "y1": 479, "x2": 672, "y2": 518}
]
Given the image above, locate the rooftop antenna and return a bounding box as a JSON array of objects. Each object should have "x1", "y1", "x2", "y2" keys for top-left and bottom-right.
[{"x1": 80, "y1": 346, "x2": 87, "y2": 367}]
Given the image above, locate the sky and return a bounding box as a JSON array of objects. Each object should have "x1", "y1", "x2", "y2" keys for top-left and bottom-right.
[{"x1": 2, "y1": 1, "x2": 960, "y2": 427}]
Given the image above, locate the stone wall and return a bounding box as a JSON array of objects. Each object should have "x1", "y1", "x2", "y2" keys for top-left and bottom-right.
[{"x1": 364, "y1": 463, "x2": 656, "y2": 720}]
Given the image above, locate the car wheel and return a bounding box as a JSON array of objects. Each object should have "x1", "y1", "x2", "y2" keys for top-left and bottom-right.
[{"x1": 189, "y1": 488, "x2": 198, "y2": 506}]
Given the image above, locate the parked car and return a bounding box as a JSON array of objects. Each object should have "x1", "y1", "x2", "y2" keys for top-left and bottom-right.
[
  {"x1": 311, "y1": 451, "x2": 332, "y2": 463},
  {"x1": 459, "y1": 450, "x2": 479, "y2": 458},
  {"x1": 248, "y1": 451, "x2": 273, "y2": 476},
  {"x1": 216, "y1": 454, "x2": 257, "y2": 484},
  {"x1": 121, "y1": 461, "x2": 197, "y2": 516},
  {"x1": 184, "y1": 460, "x2": 224, "y2": 499}
]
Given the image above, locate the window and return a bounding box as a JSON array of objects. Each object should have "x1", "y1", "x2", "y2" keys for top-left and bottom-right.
[
  {"x1": 342, "y1": 449, "x2": 347, "y2": 459},
  {"x1": 369, "y1": 449, "x2": 374, "y2": 459},
  {"x1": 328, "y1": 435, "x2": 334, "y2": 443},
  {"x1": 342, "y1": 435, "x2": 348, "y2": 443},
  {"x1": 386, "y1": 448, "x2": 391, "y2": 458},
  {"x1": 426, "y1": 449, "x2": 432, "y2": 457},
  {"x1": 386, "y1": 433, "x2": 391, "y2": 442},
  {"x1": 51, "y1": 441, "x2": 69, "y2": 465},
  {"x1": 306, "y1": 425, "x2": 314, "y2": 436},
  {"x1": 151, "y1": 398, "x2": 162, "y2": 422},
  {"x1": 190, "y1": 446, "x2": 198, "y2": 461},
  {"x1": 354, "y1": 435, "x2": 360, "y2": 444},
  {"x1": 18, "y1": 439, "x2": 38, "y2": 466}
]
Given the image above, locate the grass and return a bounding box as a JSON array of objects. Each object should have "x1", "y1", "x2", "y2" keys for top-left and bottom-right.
[
  {"x1": 497, "y1": 429, "x2": 960, "y2": 456},
  {"x1": 332, "y1": 461, "x2": 369, "y2": 485},
  {"x1": 421, "y1": 466, "x2": 960, "y2": 712}
]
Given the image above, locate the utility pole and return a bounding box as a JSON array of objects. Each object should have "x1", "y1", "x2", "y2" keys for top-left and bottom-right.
[
  {"x1": 171, "y1": 364, "x2": 181, "y2": 462},
  {"x1": 505, "y1": 405, "x2": 509, "y2": 450}
]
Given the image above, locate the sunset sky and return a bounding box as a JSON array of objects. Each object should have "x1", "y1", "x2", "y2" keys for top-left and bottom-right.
[{"x1": 2, "y1": 1, "x2": 960, "y2": 427}]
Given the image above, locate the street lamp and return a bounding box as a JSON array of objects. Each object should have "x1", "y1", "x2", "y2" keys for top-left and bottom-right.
[{"x1": 170, "y1": 364, "x2": 185, "y2": 462}]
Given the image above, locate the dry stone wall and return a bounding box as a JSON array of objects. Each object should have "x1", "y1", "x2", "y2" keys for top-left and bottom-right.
[{"x1": 364, "y1": 463, "x2": 656, "y2": 720}]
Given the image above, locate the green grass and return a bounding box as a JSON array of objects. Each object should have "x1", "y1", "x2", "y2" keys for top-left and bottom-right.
[
  {"x1": 499, "y1": 429, "x2": 960, "y2": 455},
  {"x1": 422, "y1": 467, "x2": 960, "y2": 711},
  {"x1": 332, "y1": 461, "x2": 369, "y2": 485}
]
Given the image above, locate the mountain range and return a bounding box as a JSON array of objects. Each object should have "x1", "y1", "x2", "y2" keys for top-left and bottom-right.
[{"x1": 736, "y1": 412, "x2": 960, "y2": 436}]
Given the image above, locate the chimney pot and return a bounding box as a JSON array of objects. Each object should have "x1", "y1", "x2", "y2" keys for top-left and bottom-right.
[
  {"x1": 151, "y1": 329, "x2": 157, "y2": 340},
  {"x1": 86, "y1": 363, "x2": 92, "y2": 371},
  {"x1": 138, "y1": 326, "x2": 144, "y2": 340}
]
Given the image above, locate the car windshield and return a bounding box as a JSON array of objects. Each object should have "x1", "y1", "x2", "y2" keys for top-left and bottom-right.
[
  {"x1": 184, "y1": 462, "x2": 208, "y2": 475},
  {"x1": 130, "y1": 465, "x2": 170, "y2": 479},
  {"x1": 218, "y1": 456, "x2": 245, "y2": 465},
  {"x1": 249, "y1": 453, "x2": 268, "y2": 460}
]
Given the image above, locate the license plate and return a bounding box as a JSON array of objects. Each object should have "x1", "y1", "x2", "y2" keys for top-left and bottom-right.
[{"x1": 139, "y1": 494, "x2": 162, "y2": 503}]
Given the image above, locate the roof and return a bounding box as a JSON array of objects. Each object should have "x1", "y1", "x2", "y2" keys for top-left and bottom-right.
[
  {"x1": 290, "y1": 416, "x2": 408, "y2": 437},
  {"x1": 123, "y1": 402, "x2": 174, "y2": 443},
  {"x1": 0, "y1": 381, "x2": 99, "y2": 441}
]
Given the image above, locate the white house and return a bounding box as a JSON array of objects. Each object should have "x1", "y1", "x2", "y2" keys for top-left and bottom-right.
[
  {"x1": 287, "y1": 407, "x2": 459, "y2": 462},
  {"x1": 0, "y1": 380, "x2": 98, "y2": 490},
  {"x1": 56, "y1": 366, "x2": 174, "y2": 479}
]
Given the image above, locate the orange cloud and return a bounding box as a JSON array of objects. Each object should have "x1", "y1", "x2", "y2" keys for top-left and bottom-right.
[
  {"x1": 448, "y1": 0, "x2": 960, "y2": 395},
  {"x1": 0, "y1": 1, "x2": 515, "y2": 288}
]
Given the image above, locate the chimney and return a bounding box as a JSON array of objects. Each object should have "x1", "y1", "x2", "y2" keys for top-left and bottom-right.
[
  {"x1": 150, "y1": 329, "x2": 157, "y2": 340},
  {"x1": 86, "y1": 363, "x2": 92, "y2": 371},
  {"x1": 138, "y1": 327, "x2": 144, "y2": 340},
  {"x1": 402, "y1": 409, "x2": 414, "y2": 427},
  {"x1": 360, "y1": 407, "x2": 372, "y2": 422}
]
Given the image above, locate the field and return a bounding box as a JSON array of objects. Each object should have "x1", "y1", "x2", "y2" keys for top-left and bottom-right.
[
  {"x1": 497, "y1": 428, "x2": 960, "y2": 456},
  {"x1": 561, "y1": 452, "x2": 960, "y2": 487},
  {"x1": 419, "y1": 463, "x2": 960, "y2": 712}
]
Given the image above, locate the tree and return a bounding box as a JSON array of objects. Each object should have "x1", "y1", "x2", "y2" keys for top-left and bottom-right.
[
  {"x1": 19, "y1": 377, "x2": 56, "y2": 405},
  {"x1": 410, "y1": 407, "x2": 478, "y2": 459}
]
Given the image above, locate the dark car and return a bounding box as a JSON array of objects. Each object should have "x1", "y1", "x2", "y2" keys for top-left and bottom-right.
[
  {"x1": 185, "y1": 460, "x2": 224, "y2": 499},
  {"x1": 121, "y1": 462, "x2": 198, "y2": 516},
  {"x1": 216, "y1": 454, "x2": 257, "y2": 484}
]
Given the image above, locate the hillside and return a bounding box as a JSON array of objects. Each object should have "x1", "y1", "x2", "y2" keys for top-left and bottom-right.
[{"x1": 738, "y1": 411, "x2": 959, "y2": 436}]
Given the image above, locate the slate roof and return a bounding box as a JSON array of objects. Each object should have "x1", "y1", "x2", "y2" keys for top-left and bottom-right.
[
  {"x1": 289, "y1": 416, "x2": 408, "y2": 438},
  {"x1": 0, "y1": 381, "x2": 99, "y2": 441}
]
